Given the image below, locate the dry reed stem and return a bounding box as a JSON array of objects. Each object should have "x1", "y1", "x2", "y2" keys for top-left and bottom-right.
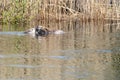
[{"x1": 0, "y1": 0, "x2": 120, "y2": 23}]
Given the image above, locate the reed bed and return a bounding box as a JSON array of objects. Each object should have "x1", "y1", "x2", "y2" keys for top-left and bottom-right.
[{"x1": 0, "y1": 0, "x2": 119, "y2": 24}]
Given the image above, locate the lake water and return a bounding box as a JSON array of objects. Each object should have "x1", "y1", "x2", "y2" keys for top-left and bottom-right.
[{"x1": 0, "y1": 21, "x2": 120, "y2": 80}]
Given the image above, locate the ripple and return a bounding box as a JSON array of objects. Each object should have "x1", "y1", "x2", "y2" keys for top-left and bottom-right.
[
  {"x1": 53, "y1": 49, "x2": 112, "y2": 54},
  {"x1": 0, "y1": 31, "x2": 25, "y2": 36},
  {"x1": 0, "y1": 54, "x2": 70, "y2": 60},
  {"x1": 1, "y1": 64, "x2": 76, "y2": 69},
  {"x1": 0, "y1": 78, "x2": 40, "y2": 80},
  {"x1": 49, "y1": 56, "x2": 69, "y2": 60},
  {"x1": 96, "y1": 49, "x2": 112, "y2": 53}
]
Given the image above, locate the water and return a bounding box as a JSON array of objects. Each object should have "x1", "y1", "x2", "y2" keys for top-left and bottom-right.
[{"x1": 0, "y1": 21, "x2": 120, "y2": 80}]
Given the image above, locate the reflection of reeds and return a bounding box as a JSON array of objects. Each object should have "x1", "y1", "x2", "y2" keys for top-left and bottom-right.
[{"x1": 0, "y1": 0, "x2": 119, "y2": 24}]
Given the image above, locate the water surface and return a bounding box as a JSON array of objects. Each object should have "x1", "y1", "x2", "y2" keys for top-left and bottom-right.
[{"x1": 0, "y1": 21, "x2": 120, "y2": 80}]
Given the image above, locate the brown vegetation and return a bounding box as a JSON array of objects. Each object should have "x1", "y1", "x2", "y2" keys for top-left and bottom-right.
[{"x1": 0, "y1": 0, "x2": 119, "y2": 24}]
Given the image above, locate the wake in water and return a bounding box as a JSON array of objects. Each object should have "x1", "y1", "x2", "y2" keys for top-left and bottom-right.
[
  {"x1": 0, "y1": 26, "x2": 65, "y2": 38},
  {"x1": 24, "y1": 25, "x2": 65, "y2": 37},
  {"x1": 0, "y1": 31, "x2": 25, "y2": 36}
]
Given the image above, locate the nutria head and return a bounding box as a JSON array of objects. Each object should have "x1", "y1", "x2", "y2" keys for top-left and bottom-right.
[{"x1": 35, "y1": 26, "x2": 49, "y2": 36}]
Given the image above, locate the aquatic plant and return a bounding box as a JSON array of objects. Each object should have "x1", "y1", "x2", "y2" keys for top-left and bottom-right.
[
  {"x1": 1, "y1": 0, "x2": 28, "y2": 24},
  {"x1": 0, "y1": 0, "x2": 119, "y2": 24}
]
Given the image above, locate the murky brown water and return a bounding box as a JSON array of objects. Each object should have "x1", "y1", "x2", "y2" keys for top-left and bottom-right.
[{"x1": 0, "y1": 21, "x2": 120, "y2": 80}]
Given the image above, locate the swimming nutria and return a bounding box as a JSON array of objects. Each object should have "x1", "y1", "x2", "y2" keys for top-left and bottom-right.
[{"x1": 24, "y1": 26, "x2": 64, "y2": 36}]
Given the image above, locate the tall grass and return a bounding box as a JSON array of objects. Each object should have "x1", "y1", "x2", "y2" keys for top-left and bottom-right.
[{"x1": 0, "y1": 0, "x2": 119, "y2": 24}]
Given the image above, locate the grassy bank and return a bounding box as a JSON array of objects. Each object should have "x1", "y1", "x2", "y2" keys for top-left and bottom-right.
[{"x1": 0, "y1": 0, "x2": 120, "y2": 24}]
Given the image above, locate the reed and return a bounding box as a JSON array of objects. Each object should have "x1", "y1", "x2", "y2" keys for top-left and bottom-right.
[{"x1": 0, "y1": 0, "x2": 119, "y2": 24}]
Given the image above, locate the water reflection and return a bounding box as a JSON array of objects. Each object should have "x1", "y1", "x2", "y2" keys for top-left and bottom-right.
[
  {"x1": 0, "y1": 32, "x2": 25, "y2": 36},
  {"x1": 0, "y1": 21, "x2": 120, "y2": 80}
]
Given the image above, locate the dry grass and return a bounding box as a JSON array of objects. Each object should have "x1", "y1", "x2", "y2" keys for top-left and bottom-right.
[{"x1": 0, "y1": 0, "x2": 119, "y2": 24}]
